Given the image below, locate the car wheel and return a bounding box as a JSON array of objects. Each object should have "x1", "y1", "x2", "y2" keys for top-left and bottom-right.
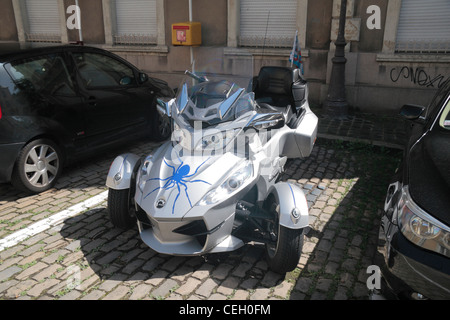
[
  {"x1": 264, "y1": 194, "x2": 304, "y2": 273},
  {"x1": 151, "y1": 110, "x2": 171, "y2": 142},
  {"x1": 108, "y1": 188, "x2": 136, "y2": 229},
  {"x1": 12, "y1": 139, "x2": 62, "y2": 194}
]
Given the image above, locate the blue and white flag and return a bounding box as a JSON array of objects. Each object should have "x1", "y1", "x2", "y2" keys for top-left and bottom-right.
[{"x1": 289, "y1": 30, "x2": 304, "y2": 75}]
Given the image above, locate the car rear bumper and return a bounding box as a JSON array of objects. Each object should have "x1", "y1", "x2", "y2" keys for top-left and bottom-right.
[
  {"x1": 0, "y1": 142, "x2": 24, "y2": 183},
  {"x1": 376, "y1": 216, "x2": 450, "y2": 300}
]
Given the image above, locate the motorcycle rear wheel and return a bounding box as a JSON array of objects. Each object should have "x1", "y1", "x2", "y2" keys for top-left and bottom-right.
[{"x1": 264, "y1": 195, "x2": 304, "y2": 273}]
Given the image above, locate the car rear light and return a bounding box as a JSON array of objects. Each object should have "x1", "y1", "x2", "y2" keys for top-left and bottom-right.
[{"x1": 0, "y1": 104, "x2": 2, "y2": 119}]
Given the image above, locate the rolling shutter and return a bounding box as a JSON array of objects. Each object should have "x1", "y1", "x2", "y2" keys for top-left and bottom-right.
[
  {"x1": 240, "y1": 0, "x2": 297, "y2": 48},
  {"x1": 24, "y1": 0, "x2": 61, "y2": 42},
  {"x1": 114, "y1": 0, "x2": 157, "y2": 45},
  {"x1": 396, "y1": 0, "x2": 450, "y2": 53}
]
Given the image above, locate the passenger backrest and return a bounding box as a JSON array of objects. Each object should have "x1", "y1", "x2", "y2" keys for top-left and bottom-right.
[{"x1": 254, "y1": 66, "x2": 307, "y2": 112}]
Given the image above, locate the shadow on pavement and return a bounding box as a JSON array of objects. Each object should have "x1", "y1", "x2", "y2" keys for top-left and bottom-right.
[
  {"x1": 59, "y1": 202, "x2": 286, "y2": 298},
  {"x1": 287, "y1": 140, "x2": 402, "y2": 299},
  {"x1": 57, "y1": 140, "x2": 401, "y2": 300}
]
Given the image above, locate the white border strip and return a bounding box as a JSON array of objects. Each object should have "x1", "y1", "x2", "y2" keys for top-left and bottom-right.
[{"x1": 0, "y1": 191, "x2": 108, "y2": 253}]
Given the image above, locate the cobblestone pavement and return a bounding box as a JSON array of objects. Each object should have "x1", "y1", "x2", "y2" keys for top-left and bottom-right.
[
  {"x1": 0, "y1": 136, "x2": 401, "y2": 300},
  {"x1": 313, "y1": 106, "x2": 407, "y2": 150}
]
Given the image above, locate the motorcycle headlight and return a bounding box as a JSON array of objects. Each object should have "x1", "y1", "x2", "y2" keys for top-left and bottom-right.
[
  {"x1": 195, "y1": 129, "x2": 240, "y2": 152},
  {"x1": 199, "y1": 161, "x2": 253, "y2": 205},
  {"x1": 398, "y1": 187, "x2": 450, "y2": 258}
]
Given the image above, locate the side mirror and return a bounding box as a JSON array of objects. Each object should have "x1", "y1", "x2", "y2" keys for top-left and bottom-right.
[
  {"x1": 400, "y1": 104, "x2": 425, "y2": 121},
  {"x1": 177, "y1": 83, "x2": 189, "y2": 114},
  {"x1": 119, "y1": 76, "x2": 132, "y2": 86},
  {"x1": 219, "y1": 88, "x2": 244, "y2": 120},
  {"x1": 156, "y1": 98, "x2": 173, "y2": 118},
  {"x1": 246, "y1": 112, "x2": 285, "y2": 131},
  {"x1": 139, "y1": 72, "x2": 149, "y2": 84}
]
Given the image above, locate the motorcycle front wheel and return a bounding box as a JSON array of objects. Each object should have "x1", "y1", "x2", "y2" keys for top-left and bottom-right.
[
  {"x1": 108, "y1": 188, "x2": 136, "y2": 229},
  {"x1": 264, "y1": 195, "x2": 304, "y2": 274}
]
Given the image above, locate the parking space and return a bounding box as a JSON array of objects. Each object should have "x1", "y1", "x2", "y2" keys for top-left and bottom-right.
[
  {"x1": 0, "y1": 138, "x2": 401, "y2": 300},
  {"x1": 0, "y1": 139, "x2": 163, "y2": 239}
]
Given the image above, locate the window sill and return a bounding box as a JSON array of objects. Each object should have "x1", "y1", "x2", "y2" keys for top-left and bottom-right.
[
  {"x1": 376, "y1": 53, "x2": 450, "y2": 63},
  {"x1": 224, "y1": 47, "x2": 309, "y2": 58},
  {"x1": 100, "y1": 44, "x2": 169, "y2": 54}
]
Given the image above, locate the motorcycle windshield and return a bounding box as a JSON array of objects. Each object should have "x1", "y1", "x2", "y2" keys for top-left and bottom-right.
[{"x1": 172, "y1": 50, "x2": 255, "y2": 135}]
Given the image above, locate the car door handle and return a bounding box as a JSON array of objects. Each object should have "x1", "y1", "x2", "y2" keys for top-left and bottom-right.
[{"x1": 88, "y1": 96, "x2": 97, "y2": 106}]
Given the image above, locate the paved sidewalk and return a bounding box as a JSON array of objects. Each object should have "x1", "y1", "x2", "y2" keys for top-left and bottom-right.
[{"x1": 0, "y1": 109, "x2": 404, "y2": 301}]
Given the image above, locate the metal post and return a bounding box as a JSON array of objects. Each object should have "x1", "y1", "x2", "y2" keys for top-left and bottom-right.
[
  {"x1": 75, "y1": 0, "x2": 83, "y2": 44},
  {"x1": 189, "y1": 0, "x2": 194, "y2": 71},
  {"x1": 324, "y1": 0, "x2": 348, "y2": 118}
]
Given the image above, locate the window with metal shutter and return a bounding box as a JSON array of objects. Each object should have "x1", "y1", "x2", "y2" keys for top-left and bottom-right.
[
  {"x1": 24, "y1": 0, "x2": 61, "y2": 43},
  {"x1": 396, "y1": 0, "x2": 450, "y2": 53},
  {"x1": 114, "y1": 0, "x2": 157, "y2": 45},
  {"x1": 240, "y1": 0, "x2": 297, "y2": 48}
]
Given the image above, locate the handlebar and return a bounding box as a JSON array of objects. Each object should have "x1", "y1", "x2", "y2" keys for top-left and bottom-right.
[{"x1": 185, "y1": 70, "x2": 209, "y2": 83}]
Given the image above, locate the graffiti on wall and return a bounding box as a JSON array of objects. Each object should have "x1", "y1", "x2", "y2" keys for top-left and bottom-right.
[{"x1": 390, "y1": 66, "x2": 450, "y2": 88}]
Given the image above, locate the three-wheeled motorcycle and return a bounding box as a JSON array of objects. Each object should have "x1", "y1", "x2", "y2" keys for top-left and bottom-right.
[{"x1": 106, "y1": 53, "x2": 318, "y2": 273}]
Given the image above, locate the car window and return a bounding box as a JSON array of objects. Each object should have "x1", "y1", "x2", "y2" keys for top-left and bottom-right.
[
  {"x1": 72, "y1": 52, "x2": 136, "y2": 89},
  {"x1": 439, "y1": 98, "x2": 450, "y2": 130},
  {"x1": 4, "y1": 54, "x2": 76, "y2": 97},
  {"x1": 425, "y1": 78, "x2": 450, "y2": 121}
]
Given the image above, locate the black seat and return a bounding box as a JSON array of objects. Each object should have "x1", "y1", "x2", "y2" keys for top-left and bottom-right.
[{"x1": 253, "y1": 66, "x2": 306, "y2": 125}]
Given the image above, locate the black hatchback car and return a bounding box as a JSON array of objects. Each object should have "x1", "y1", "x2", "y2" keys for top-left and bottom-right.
[
  {"x1": 377, "y1": 79, "x2": 450, "y2": 299},
  {"x1": 0, "y1": 45, "x2": 174, "y2": 193}
]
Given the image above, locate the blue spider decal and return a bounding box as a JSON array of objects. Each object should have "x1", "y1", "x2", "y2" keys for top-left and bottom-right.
[{"x1": 144, "y1": 157, "x2": 211, "y2": 214}]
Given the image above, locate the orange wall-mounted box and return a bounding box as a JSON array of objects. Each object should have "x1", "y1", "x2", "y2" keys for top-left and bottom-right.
[{"x1": 172, "y1": 22, "x2": 202, "y2": 46}]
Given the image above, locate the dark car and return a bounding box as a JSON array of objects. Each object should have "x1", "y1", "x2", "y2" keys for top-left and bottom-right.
[
  {"x1": 0, "y1": 45, "x2": 174, "y2": 193},
  {"x1": 376, "y1": 79, "x2": 450, "y2": 300}
]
